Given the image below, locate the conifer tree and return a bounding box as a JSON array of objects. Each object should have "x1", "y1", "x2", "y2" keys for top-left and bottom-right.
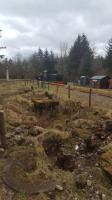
[{"x1": 105, "y1": 38, "x2": 112, "y2": 75}]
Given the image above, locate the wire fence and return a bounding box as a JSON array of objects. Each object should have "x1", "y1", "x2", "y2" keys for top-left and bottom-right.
[{"x1": 0, "y1": 79, "x2": 112, "y2": 110}]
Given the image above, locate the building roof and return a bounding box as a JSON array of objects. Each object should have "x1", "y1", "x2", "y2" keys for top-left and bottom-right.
[
  {"x1": 80, "y1": 76, "x2": 86, "y2": 79},
  {"x1": 90, "y1": 75, "x2": 109, "y2": 80}
]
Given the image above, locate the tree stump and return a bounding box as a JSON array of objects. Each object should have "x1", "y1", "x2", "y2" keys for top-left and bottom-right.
[{"x1": 32, "y1": 99, "x2": 59, "y2": 114}]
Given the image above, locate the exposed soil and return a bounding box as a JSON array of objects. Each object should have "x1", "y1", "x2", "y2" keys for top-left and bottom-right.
[{"x1": 0, "y1": 82, "x2": 112, "y2": 200}]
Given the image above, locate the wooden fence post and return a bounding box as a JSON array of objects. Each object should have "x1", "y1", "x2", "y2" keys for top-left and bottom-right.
[
  {"x1": 89, "y1": 88, "x2": 92, "y2": 108},
  {"x1": 44, "y1": 81, "x2": 46, "y2": 89},
  {"x1": 41, "y1": 81, "x2": 44, "y2": 88},
  {"x1": 48, "y1": 83, "x2": 49, "y2": 91},
  {"x1": 37, "y1": 80, "x2": 39, "y2": 88},
  {"x1": 56, "y1": 85, "x2": 59, "y2": 96},
  {"x1": 0, "y1": 111, "x2": 6, "y2": 148},
  {"x1": 68, "y1": 85, "x2": 71, "y2": 99}
]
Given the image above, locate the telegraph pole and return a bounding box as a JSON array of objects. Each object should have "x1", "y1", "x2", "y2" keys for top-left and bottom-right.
[{"x1": 6, "y1": 66, "x2": 9, "y2": 81}]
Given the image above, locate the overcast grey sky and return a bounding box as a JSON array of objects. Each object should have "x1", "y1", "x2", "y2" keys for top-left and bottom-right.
[{"x1": 0, "y1": 0, "x2": 112, "y2": 58}]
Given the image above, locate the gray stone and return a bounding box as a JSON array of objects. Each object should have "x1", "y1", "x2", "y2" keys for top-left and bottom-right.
[
  {"x1": 15, "y1": 127, "x2": 22, "y2": 135},
  {"x1": 87, "y1": 179, "x2": 92, "y2": 187},
  {"x1": 56, "y1": 185, "x2": 63, "y2": 191}
]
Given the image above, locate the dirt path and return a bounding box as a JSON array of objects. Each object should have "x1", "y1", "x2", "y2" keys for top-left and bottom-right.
[
  {"x1": 70, "y1": 90, "x2": 112, "y2": 110},
  {"x1": 49, "y1": 86, "x2": 112, "y2": 111}
]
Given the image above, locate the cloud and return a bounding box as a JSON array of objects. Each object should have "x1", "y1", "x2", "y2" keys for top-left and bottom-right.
[{"x1": 0, "y1": 0, "x2": 112, "y2": 58}]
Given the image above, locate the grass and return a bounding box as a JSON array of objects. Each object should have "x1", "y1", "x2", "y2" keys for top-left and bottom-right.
[
  {"x1": 45, "y1": 83, "x2": 112, "y2": 98},
  {"x1": 14, "y1": 193, "x2": 27, "y2": 200},
  {"x1": 70, "y1": 85, "x2": 112, "y2": 97},
  {"x1": 0, "y1": 80, "x2": 111, "y2": 200}
]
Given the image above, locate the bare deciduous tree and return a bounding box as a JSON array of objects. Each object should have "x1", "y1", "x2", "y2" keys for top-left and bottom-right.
[{"x1": 60, "y1": 41, "x2": 68, "y2": 58}]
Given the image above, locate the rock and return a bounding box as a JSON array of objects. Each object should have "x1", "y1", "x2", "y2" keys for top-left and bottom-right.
[
  {"x1": 15, "y1": 127, "x2": 22, "y2": 135},
  {"x1": 56, "y1": 185, "x2": 63, "y2": 191},
  {"x1": 15, "y1": 135, "x2": 26, "y2": 145},
  {"x1": 87, "y1": 179, "x2": 92, "y2": 187},
  {"x1": 95, "y1": 163, "x2": 99, "y2": 167},
  {"x1": 95, "y1": 130, "x2": 109, "y2": 140},
  {"x1": 105, "y1": 120, "x2": 112, "y2": 131},
  {"x1": 0, "y1": 147, "x2": 5, "y2": 153},
  {"x1": 75, "y1": 145, "x2": 79, "y2": 151},
  {"x1": 101, "y1": 193, "x2": 106, "y2": 200},
  {"x1": 100, "y1": 143, "x2": 112, "y2": 181},
  {"x1": 29, "y1": 126, "x2": 44, "y2": 136},
  {"x1": 0, "y1": 148, "x2": 5, "y2": 157},
  {"x1": 95, "y1": 190, "x2": 100, "y2": 195},
  {"x1": 79, "y1": 142, "x2": 86, "y2": 153}
]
